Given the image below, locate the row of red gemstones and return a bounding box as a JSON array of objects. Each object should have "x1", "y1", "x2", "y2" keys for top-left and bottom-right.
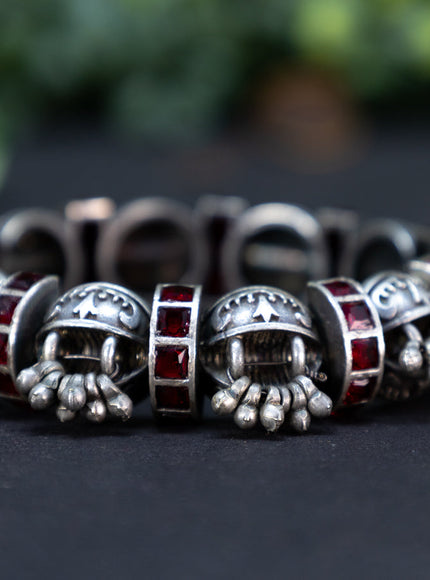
[
  {"x1": 324, "y1": 280, "x2": 380, "y2": 406},
  {"x1": 0, "y1": 273, "x2": 44, "y2": 398},
  {"x1": 154, "y1": 286, "x2": 194, "y2": 411}
]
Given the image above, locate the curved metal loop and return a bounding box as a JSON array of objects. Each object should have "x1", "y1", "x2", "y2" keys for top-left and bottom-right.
[
  {"x1": 220, "y1": 202, "x2": 329, "y2": 297},
  {"x1": 95, "y1": 198, "x2": 209, "y2": 294},
  {"x1": 0, "y1": 208, "x2": 84, "y2": 289}
]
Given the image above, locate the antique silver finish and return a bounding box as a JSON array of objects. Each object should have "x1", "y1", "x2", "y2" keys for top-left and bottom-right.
[
  {"x1": 364, "y1": 271, "x2": 430, "y2": 331},
  {"x1": 149, "y1": 284, "x2": 202, "y2": 419},
  {"x1": 308, "y1": 278, "x2": 385, "y2": 409},
  {"x1": 408, "y1": 255, "x2": 430, "y2": 288},
  {"x1": 364, "y1": 271, "x2": 430, "y2": 400},
  {"x1": 96, "y1": 198, "x2": 208, "y2": 293},
  {"x1": 0, "y1": 274, "x2": 59, "y2": 401},
  {"x1": 16, "y1": 282, "x2": 150, "y2": 421},
  {"x1": 0, "y1": 209, "x2": 84, "y2": 288},
  {"x1": 341, "y1": 219, "x2": 418, "y2": 281},
  {"x1": 200, "y1": 286, "x2": 332, "y2": 433},
  {"x1": 220, "y1": 203, "x2": 329, "y2": 296}
]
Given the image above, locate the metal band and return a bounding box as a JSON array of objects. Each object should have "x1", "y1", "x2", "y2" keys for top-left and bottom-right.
[
  {"x1": 308, "y1": 277, "x2": 385, "y2": 409},
  {"x1": 0, "y1": 197, "x2": 429, "y2": 298}
]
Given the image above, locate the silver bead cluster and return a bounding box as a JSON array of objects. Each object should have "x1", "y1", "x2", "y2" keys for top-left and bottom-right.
[
  {"x1": 4, "y1": 260, "x2": 430, "y2": 433},
  {"x1": 200, "y1": 286, "x2": 333, "y2": 433},
  {"x1": 15, "y1": 281, "x2": 150, "y2": 423},
  {"x1": 17, "y1": 363, "x2": 133, "y2": 423}
]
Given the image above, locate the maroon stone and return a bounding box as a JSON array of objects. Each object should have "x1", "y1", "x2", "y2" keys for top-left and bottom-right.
[
  {"x1": 0, "y1": 333, "x2": 8, "y2": 365},
  {"x1": 157, "y1": 307, "x2": 191, "y2": 337},
  {"x1": 156, "y1": 385, "x2": 190, "y2": 410},
  {"x1": 0, "y1": 295, "x2": 21, "y2": 325},
  {"x1": 351, "y1": 337, "x2": 379, "y2": 371},
  {"x1": 6, "y1": 272, "x2": 43, "y2": 291},
  {"x1": 0, "y1": 373, "x2": 19, "y2": 398},
  {"x1": 324, "y1": 280, "x2": 358, "y2": 297},
  {"x1": 160, "y1": 285, "x2": 193, "y2": 303},
  {"x1": 341, "y1": 302, "x2": 375, "y2": 331},
  {"x1": 344, "y1": 376, "x2": 378, "y2": 406},
  {"x1": 155, "y1": 347, "x2": 189, "y2": 379}
]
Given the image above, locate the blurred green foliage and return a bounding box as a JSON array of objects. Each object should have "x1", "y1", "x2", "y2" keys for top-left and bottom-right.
[{"x1": 0, "y1": 0, "x2": 430, "y2": 156}]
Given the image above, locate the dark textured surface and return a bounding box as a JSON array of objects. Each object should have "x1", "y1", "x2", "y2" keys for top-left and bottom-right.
[{"x1": 1, "y1": 121, "x2": 430, "y2": 579}]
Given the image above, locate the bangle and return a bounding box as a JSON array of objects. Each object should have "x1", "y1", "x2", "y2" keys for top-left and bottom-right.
[{"x1": 0, "y1": 197, "x2": 429, "y2": 435}]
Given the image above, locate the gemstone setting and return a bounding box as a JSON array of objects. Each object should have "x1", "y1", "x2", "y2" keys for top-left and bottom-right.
[
  {"x1": 6, "y1": 272, "x2": 44, "y2": 291},
  {"x1": 160, "y1": 285, "x2": 194, "y2": 303},
  {"x1": 308, "y1": 277, "x2": 384, "y2": 409},
  {"x1": 157, "y1": 307, "x2": 191, "y2": 337},
  {"x1": 155, "y1": 347, "x2": 189, "y2": 379},
  {"x1": 0, "y1": 295, "x2": 21, "y2": 325},
  {"x1": 0, "y1": 273, "x2": 60, "y2": 400},
  {"x1": 156, "y1": 385, "x2": 191, "y2": 410},
  {"x1": 149, "y1": 284, "x2": 202, "y2": 418}
]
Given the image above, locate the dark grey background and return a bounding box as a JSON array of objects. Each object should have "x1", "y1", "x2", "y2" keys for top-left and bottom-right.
[{"x1": 1, "y1": 120, "x2": 430, "y2": 580}]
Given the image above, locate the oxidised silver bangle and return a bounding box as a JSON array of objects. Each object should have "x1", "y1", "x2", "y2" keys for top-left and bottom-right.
[{"x1": 0, "y1": 197, "x2": 429, "y2": 434}]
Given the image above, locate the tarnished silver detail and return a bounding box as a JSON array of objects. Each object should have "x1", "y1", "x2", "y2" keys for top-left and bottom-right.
[
  {"x1": 211, "y1": 376, "x2": 251, "y2": 415},
  {"x1": 364, "y1": 271, "x2": 430, "y2": 331},
  {"x1": 59, "y1": 374, "x2": 87, "y2": 412},
  {"x1": 220, "y1": 203, "x2": 329, "y2": 296},
  {"x1": 84, "y1": 399, "x2": 107, "y2": 423},
  {"x1": 100, "y1": 336, "x2": 118, "y2": 377},
  {"x1": 28, "y1": 383, "x2": 56, "y2": 410},
  {"x1": 56, "y1": 405, "x2": 76, "y2": 423},
  {"x1": 234, "y1": 382, "x2": 261, "y2": 429},
  {"x1": 16, "y1": 361, "x2": 63, "y2": 395},
  {"x1": 227, "y1": 337, "x2": 245, "y2": 380},
  {"x1": 364, "y1": 271, "x2": 430, "y2": 400},
  {"x1": 201, "y1": 285, "x2": 332, "y2": 433},
  {"x1": 290, "y1": 409, "x2": 311, "y2": 433},
  {"x1": 41, "y1": 331, "x2": 60, "y2": 362},
  {"x1": 16, "y1": 282, "x2": 150, "y2": 422},
  {"x1": 260, "y1": 386, "x2": 284, "y2": 433}
]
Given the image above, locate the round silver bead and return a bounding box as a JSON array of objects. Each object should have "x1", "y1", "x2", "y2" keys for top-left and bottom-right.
[
  {"x1": 200, "y1": 285, "x2": 332, "y2": 433},
  {"x1": 16, "y1": 281, "x2": 150, "y2": 422}
]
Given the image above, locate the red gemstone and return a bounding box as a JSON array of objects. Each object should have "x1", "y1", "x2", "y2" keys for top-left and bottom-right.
[
  {"x1": 6, "y1": 272, "x2": 43, "y2": 291},
  {"x1": 324, "y1": 280, "x2": 358, "y2": 297},
  {"x1": 0, "y1": 373, "x2": 19, "y2": 398},
  {"x1": 341, "y1": 302, "x2": 374, "y2": 331},
  {"x1": 160, "y1": 286, "x2": 193, "y2": 302},
  {"x1": 155, "y1": 347, "x2": 189, "y2": 379},
  {"x1": 351, "y1": 338, "x2": 379, "y2": 370},
  {"x1": 0, "y1": 295, "x2": 20, "y2": 325},
  {"x1": 156, "y1": 385, "x2": 190, "y2": 410},
  {"x1": 0, "y1": 333, "x2": 8, "y2": 365},
  {"x1": 344, "y1": 376, "x2": 378, "y2": 406},
  {"x1": 157, "y1": 307, "x2": 191, "y2": 337}
]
